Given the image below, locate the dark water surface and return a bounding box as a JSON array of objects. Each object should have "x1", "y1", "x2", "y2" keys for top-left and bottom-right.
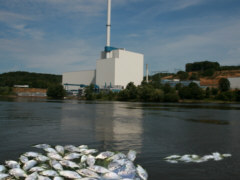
[{"x1": 0, "y1": 97, "x2": 240, "y2": 179}]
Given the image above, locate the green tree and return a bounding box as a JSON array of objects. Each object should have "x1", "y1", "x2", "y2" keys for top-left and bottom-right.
[
  {"x1": 218, "y1": 78, "x2": 230, "y2": 92},
  {"x1": 47, "y1": 84, "x2": 65, "y2": 99},
  {"x1": 85, "y1": 84, "x2": 96, "y2": 100},
  {"x1": 177, "y1": 71, "x2": 189, "y2": 80}
]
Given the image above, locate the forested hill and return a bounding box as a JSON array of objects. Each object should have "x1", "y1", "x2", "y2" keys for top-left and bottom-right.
[{"x1": 0, "y1": 71, "x2": 62, "y2": 89}]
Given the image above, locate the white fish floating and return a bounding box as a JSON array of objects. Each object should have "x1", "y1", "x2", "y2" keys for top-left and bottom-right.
[
  {"x1": 40, "y1": 170, "x2": 59, "y2": 177},
  {"x1": 33, "y1": 144, "x2": 51, "y2": 149},
  {"x1": 88, "y1": 165, "x2": 110, "y2": 174},
  {"x1": 23, "y1": 160, "x2": 37, "y2": 171},
  {"x1": 59, "y1": 160, "x2": 80, "y2": 169},
  {"x1": 96, "y1": 151, "x2": 114, "y2": 160},
  {"x1": 55, "y1": 145, "x2": 65, "y2": 155},
  {"x1": 86, "y1": 155, "x2": 96, "y2": 167},
  {"x1": 1, "y1": 144, "x2": 148, "y2": 180},
  {"x1": 76, "y1": 168, "x2": 100, "y2": 178},
  {"x1": 9, "y1": 168, "x2": 27, "y2": 178},
  {"x1": 0, "y1": 165, "x2": 6, "y2": 173},
  {"x1": 19, "y1": 155, "x2": 29, "y2": 164},
  {"x1": 0, "y1": 173, "x2": 9, "y2": 179},
  {"x1": 136, "y1": 165, "x2": 148, "y2": 180},
  {"x1": 165, "y1": 152, "x2": 232, "y2": 163},
  {"x1": 24, "y1": 152, "x2": 39, "y2": 158},
  {"x1": 36, "y1": 155, "x2": 49, "y2": 162},
  {"x1": 64, "y1": 152, "x2": 82, "y2": 160},
  {"x1": 59, "y1": 170, "x2": 82, "y2": 179},
  {"x1": 127, "y1": 150, "x2": 137, "y2": 162},
  {"x1": 50, "y1": 160, "x2": 63, "y2": 171},
  {"x1": 25, "y1": 172, "x2": 38, "y2": 180},
  {"x1": 47, "y1": 152, "x2": 62, "y2": 161},
  {"x1": 38, "y1": 175, "x2": 51, "y2": 180},
  {"x1": 5, "y1": 160, "x2": 20, "y2": 169}
]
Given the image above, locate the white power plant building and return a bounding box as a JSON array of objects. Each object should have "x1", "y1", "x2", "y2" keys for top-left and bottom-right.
[{"x1": 62, "y1": 0, "x2": 144, "y2": 92}]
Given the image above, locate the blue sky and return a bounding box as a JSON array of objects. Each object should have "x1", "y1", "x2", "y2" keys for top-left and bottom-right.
[{"x1": 0, "y1": 0, "x2": 240, "y2": 75}]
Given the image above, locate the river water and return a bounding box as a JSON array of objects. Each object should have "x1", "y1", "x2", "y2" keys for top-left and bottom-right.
[{"x1": 0, "y1": 97, "x2": 240, "y2": 179}]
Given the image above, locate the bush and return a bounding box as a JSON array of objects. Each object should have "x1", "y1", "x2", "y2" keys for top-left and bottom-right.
[
  {"x1": 216, "y1": 91, "x2": 236, "y2": 101},
  {"x1": 164, "y1": 92, "x2": 179, "y2": 102},
  {"x1": 219, "y1": 78, "x2": 230, "y2": 92},
  {"x1": 47, "y1": 84, "x2": 65, "y2": 99}
]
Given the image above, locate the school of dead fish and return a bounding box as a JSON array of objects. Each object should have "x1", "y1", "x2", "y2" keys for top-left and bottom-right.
[
  {"x1": 164, "y1": 152, "x2": 232, "y2": 163},
  {"x1": 0, "y1": 144, "x2": 148, "y2": 180}
]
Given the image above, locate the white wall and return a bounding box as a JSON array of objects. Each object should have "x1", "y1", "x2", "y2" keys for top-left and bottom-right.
[
  {"x1": 115, "y1": 50, "x2": 143, "y2": 87},
  {"x1": 96, "y1": 58, "x2": 115, "y2": 88},
  {"x1": 62, "y1": 70, "x2": 96, "y2": 90},
  {"x1": 228, "y1": 77, "x2": 240, "y2": 89},
  {"x1": 96, "y1": 49, "x2": 144, "y2": 88}
]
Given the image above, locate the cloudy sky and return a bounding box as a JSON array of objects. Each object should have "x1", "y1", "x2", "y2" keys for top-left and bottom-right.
[{"x1": 0, "y1": 0, "x2": 240, "y2": 75}]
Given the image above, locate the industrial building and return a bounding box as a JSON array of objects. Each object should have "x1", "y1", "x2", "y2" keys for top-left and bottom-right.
[
  {"x1": 228, "y1": 77, "x2": 240, "y2": 89},
  {"x1": 62, "y1": 0, "x2": 144, "y2": 94}
]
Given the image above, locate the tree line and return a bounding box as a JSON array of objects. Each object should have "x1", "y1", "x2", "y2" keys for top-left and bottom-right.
[{"x1": 84, "y1": 78, "x2": 240, "y2": 102}]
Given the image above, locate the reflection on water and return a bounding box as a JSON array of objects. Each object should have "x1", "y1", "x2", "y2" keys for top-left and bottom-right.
[
  {"x1": 60, "y1": 102, "x2": 143, "y2": 152},
  {"x1": 186, "y1": 119, "x2": 230, "y2": 125}
]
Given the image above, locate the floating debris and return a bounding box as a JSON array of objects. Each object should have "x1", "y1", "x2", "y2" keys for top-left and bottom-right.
[
  {"x1": 0, "y1": 144, "x2": 148, "y2": 180},
  {"x1": 164, "y1": 152, "x2": 232, "y2": 163}
]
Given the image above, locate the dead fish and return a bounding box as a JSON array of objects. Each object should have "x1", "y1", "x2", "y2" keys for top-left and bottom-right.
[
  {"x1": 49, "y1": 160, "x2": 63, "y2": 171},
  {"x1": 19, "y1": 155, "x2": 29, "y2": 164},
  {"x1": 136, "y1": 165, "x2": 148, "y2": 180},
  {"x1": 102, "y1": 172, "x2": 120, "y2": 179},
  {"x1": 96, "y1": 151, "x2": 114, "y2": 160},
  {"x1": 33, "y1": 144, "x2": 51, "y2": 149},
  {"x1": 37, "y1": 175, "x2": 51, "y2": 180},
  {"x1": 53, "y1": 177, "x2": 64, "y2": 180},
  {"x1": 47, "y1": 153, "x2": 62, "y2": 161},
  {"x1": 86, "y1": 155, "x2": 95, "y2": 167},
  {"x1": 59, "y1": 160, "x2": 80, "y2": 169},
  {"x1": 24, "y1": 152, "x2": 40, "y2": 158},
  {"x1": 76, "y1": 169, "x2": 99, "y2": 178},
  {"x1": 0, "y1": 165, "x2": 6, "y2": 173},
  {"x1": 64, "y1": 145, "x2": 81, "y2": 153},
  {"x1": 81, "y1": 155, "x2": 88, "y2": 163},
  {"x1": 88, "y1": 165, "x2": 110, "y2": 174},
  {"x1": 108, "y1": 153, "x2": 126, "y2": 161},
  {"x1": 25, "y1": 172, "x2": 38, "y2": 180},
  {"x1": 36, "y1": 155, "x2": 49, "y2": 162},
  {"x1": 29, "y1": 166, "x2": 45, "y2": 172},
  {"x1": 40, "y1": 170, "x2": 58, "y2": 177},
  {"x1": 127, "y1": 150, "x2": 137, "y2": 162},
  {"x1": 44, "y1": 147, "x2": 57, "y2": 154},
  {"x1": 78, "y1": 145, "x2": 88, "y2": 149},
  {"x1": 64, "y1": 153, "x2": 82, "y2": 160},
  {"x1": 23, "y1": 160, "x2": 37, "y2": 171},
  {"x1": 59, "y1": 170, "x2": 82, "y2": 179},
  {"x1": 82, "y1": 149, "x2": 98, "y2": 155},
  {"x1": 9, "y1": 168, "x2": 27, "y2": 178},
  {"x1": 222, "y1": 154, "x2": 232, "y2": 158},
  {"x1": 164, "y1": 155, "x2": 181, "y2": 160},
  {"x1": 5, "y1": 160, "x2": 20, "y2": 169},
  {"x1": 55, "y1": 145, "x2": 65, "y2": 155},
  {"x1": 0, "y1": 173, "x2": 9, "y2": 179}
]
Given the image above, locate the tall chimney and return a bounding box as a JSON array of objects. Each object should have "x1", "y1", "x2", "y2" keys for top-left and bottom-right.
[
  {"x1": 146, "y1": 64, "x2": 149, "y2": 83},
  {"x1": 106, "y1": 0, "x2": 111, "y2": 58}
]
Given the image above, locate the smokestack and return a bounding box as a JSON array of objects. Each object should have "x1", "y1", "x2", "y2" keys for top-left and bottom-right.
[
  {"x1": 146, "y1": 64, "x2": 149, "y2": 83},
  {"x1": 106, "y1": 0, "x2": 111, "y2": 58}
]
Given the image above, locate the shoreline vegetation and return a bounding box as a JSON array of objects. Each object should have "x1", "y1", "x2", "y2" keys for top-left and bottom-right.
[{"x1": 0, "y1": 61, "x2": 240, "y2": 103}]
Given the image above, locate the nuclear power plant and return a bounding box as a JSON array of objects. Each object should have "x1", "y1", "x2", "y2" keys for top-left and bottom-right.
[{"x1": 62, "y1": 0, "x2": 144, "y2": 94}]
